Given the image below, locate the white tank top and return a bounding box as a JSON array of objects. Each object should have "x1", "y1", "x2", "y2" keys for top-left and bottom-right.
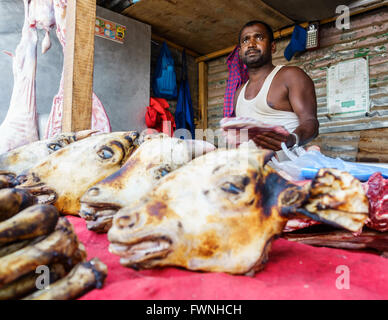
[{"x1": 236, "y1": 65, "x2": 299, "y2": 133}]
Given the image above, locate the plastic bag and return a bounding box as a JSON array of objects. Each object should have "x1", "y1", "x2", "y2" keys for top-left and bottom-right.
[
  {"x1": 270, "y1": 144, "x2": 388, "y2": 181},
  {"x1": 152, "y1": 42, "x2": 178, "y2": 99}
]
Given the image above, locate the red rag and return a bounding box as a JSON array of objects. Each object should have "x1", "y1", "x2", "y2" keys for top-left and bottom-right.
[{"x1": 145, "y1": 97, "x2": 176, "y2": 136}]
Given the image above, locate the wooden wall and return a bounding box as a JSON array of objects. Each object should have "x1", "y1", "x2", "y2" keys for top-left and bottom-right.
[{"x1": 204, "y1": 7, "x2": 388, "y2": 162}]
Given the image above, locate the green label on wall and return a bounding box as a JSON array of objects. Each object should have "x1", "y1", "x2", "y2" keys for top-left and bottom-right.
[{"x1": 341, "y1": 100, "x2": 356, "y2": 108}]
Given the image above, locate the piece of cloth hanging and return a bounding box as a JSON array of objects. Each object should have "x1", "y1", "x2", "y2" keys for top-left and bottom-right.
[
  {"x1": 284, "y1": 25, "x2": 307, "y2": 61},
  {"x1": 145, "y1": 97, "x2": 176, "y2": 136},
  {"x1": 223, "y1": 45, "x2": 249, "y2": 118},
  {"x1": 174, "y1": 49, "x2": 195, "y2": 139},
  {"x1": 152, "y1": 42, "x2": 178, "y2": 99}
]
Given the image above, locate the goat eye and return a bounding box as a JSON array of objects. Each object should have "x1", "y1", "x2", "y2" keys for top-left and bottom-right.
[
  {"x1": 158, "y1": 167, "x2": 170, "y2": 177},
  {"x1": 161, "y1": 169, "x2": 169, "y2": 177},
  {"x1": 221, "y1": 182, "x2": 244, "y2": 194},
  {"x1": 48, "y1": 143, "x2": 61, "y2": 151},
  {"x1": 98, "y1": 147, "x2": 114, "y2": 159},
  {"x1": 154, "y1": 167, "x2": 171, "y2": 180}
]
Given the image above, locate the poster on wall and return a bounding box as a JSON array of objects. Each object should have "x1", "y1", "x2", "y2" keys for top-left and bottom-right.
[
  {"x1": 95, "y1": 16, "x2": 126, "y2": 44},
  {"x1": 326, "y1": 57, "x2": 369, "y2": 116}
]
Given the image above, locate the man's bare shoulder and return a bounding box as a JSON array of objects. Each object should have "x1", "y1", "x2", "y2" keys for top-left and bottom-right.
[
  {"x1": 277, "y1": 66, "x2": 314, "y2": 86},
  {"x1": 278, "y1": 66, "x2": 312, "y2": 81}
]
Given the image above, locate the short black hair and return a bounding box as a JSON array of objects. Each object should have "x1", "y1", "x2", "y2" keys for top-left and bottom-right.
[{"x1": 238, "y1": 20, "x2": 274, "y2": 44}]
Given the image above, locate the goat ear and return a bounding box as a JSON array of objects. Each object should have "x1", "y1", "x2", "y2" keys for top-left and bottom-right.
[
  {"x1": 2, "y1": 50, "x2": 14, "y2": 58},
  {"x1": 74, "y1": 130, "x2": 99, "y2": 141}
]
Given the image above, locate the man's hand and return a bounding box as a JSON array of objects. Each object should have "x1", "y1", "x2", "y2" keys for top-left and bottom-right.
[
  {"x1": 223, "y1": 127, "x2": 296, "y2": 151},
  {"x1": 249, "y1": 129, "x2": 295, "y2": 151}
]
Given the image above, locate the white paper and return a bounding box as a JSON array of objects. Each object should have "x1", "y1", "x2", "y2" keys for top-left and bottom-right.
[{"x1": 327, "y1": 57, "x2": 369, "y2": 116}]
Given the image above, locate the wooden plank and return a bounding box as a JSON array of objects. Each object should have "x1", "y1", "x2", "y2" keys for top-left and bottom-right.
[
  {"x1": 196, "y1": 45, "x2": 236, "y2": 63},
  {"x1": 123, "y1": 0, "x2": 294, "y2": 55},
  {"x1": 308, "y1": 128, "x2": 388, "y2": 163},
  {"x1": 357, "y1": 127, "x2": 388, "y2": 162},
  {"x1": 208, "y1": 79, "x2": 227, "y2": 90},
  {"x1": 198, "y1": 62, "x2": 208, "y2": 130},
  {"x1": 306, "y1": 131, "x2": 361, "y2": 161},
  {"x1": 283, "y1": 229, "x2": 388, "y2": 254},
  {"x1": 208, "y1": 87, "x2": 226, "y2": 99},
  {"x1": 208, "y1": 63, "x2": 228, "y2": 75},
  {"x1": 196, "y1": 1, "x2": 388, "y2": 62},
  {"x1": 62, "y1": 0, "x2": 95, "y2": 132},
  {"x1": 151, "y1": 33, "x2": 200, "y2": 57},
  {"x1": 208, "y1": 57, "x2": 228, "y2": 67},
  {"x1": 208, "y1": 71, "x2": 229, "y2": 83}
]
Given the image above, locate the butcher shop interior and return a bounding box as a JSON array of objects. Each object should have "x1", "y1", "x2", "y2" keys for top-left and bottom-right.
[{"x1": 0, "y1": 0, "x2": 387, "y2": 302}]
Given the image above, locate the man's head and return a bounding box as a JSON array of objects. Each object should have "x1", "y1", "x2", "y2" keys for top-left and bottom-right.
[{"x1": 238, "y1": 21, "x2": 276, "y2": 69}]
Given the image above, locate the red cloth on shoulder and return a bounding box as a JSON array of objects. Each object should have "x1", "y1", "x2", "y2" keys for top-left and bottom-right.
[
  {"x1": 145, "y1": 97, "x2": 176, "y2": 136},
  {"x1": 66, "y1": 216, "x2": 388, "y2": 300}
]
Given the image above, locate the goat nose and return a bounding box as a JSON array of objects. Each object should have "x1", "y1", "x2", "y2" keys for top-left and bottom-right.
[
  {"x1": 88, "y1": 187, "x2": 100, "y2": 197},
  {"x1": 125, "y1": 131, "x2": 139, "y2": 144},
  {"x1": 116, "y1": 209, "x2": 140, "y2": 229}
]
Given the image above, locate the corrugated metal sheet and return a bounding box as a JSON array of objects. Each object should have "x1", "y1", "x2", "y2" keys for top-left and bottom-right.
[
  {"x1": 272, "y1": 7, "x2": 388, "y2": 135},
  {"x1": 206, "y1": 7, "x2": 388, "y2": 161}
]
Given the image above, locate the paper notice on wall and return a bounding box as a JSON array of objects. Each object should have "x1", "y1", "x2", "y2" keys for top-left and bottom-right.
[
  {"x1": 327, "y1": 57, "x2": 369, "y2": 116},
  {"x1": 95, "y1": 17, "x2": 126, "y2": 44}
]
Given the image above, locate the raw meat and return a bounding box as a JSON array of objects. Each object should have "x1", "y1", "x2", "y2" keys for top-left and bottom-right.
[
  {"x1": 283, "y1": 218, "x2": 321, "y2": 232},
  {"x1": 44, "y1": 0, "x2": 111, "y2": 139},
  {"x1": 0, "y1": 0, "x2": 39, "y2": 154},
  {"x1": 364, "y1": 172, "x2": 388, "y2": 231},
  {"x1": 28, "y1": 0, "x2": 56, "y2": 54}
]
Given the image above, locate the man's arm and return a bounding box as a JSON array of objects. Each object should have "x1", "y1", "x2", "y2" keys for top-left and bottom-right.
[
  {"x1": 232, "y1": 85, "x2": 244, "y2": 117},
  {"x1": 285, "y1": 66, "x2": 319, "y2": 147},
  {"x1": 251, "y1": 67, "x2": 319, "y2": 150}
]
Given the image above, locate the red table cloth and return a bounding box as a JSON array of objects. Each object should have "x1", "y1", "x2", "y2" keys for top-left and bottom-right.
[{"x1": 66, "y1": 216, "x2": 388, "y2": 300}]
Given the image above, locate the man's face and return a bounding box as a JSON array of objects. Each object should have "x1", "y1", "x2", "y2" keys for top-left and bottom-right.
[{"x1": 239, "y1": 24, "x2": 275, "y2": 68}]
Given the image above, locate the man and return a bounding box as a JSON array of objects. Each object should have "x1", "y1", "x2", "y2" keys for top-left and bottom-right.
[{"x1": 230, "y1": 20, "x2": 319, "y2": 151}]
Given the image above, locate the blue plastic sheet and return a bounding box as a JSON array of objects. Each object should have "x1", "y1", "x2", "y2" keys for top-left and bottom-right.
[{"x1": 272, "y1": 150, "x2": 388, "y2": 181}]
